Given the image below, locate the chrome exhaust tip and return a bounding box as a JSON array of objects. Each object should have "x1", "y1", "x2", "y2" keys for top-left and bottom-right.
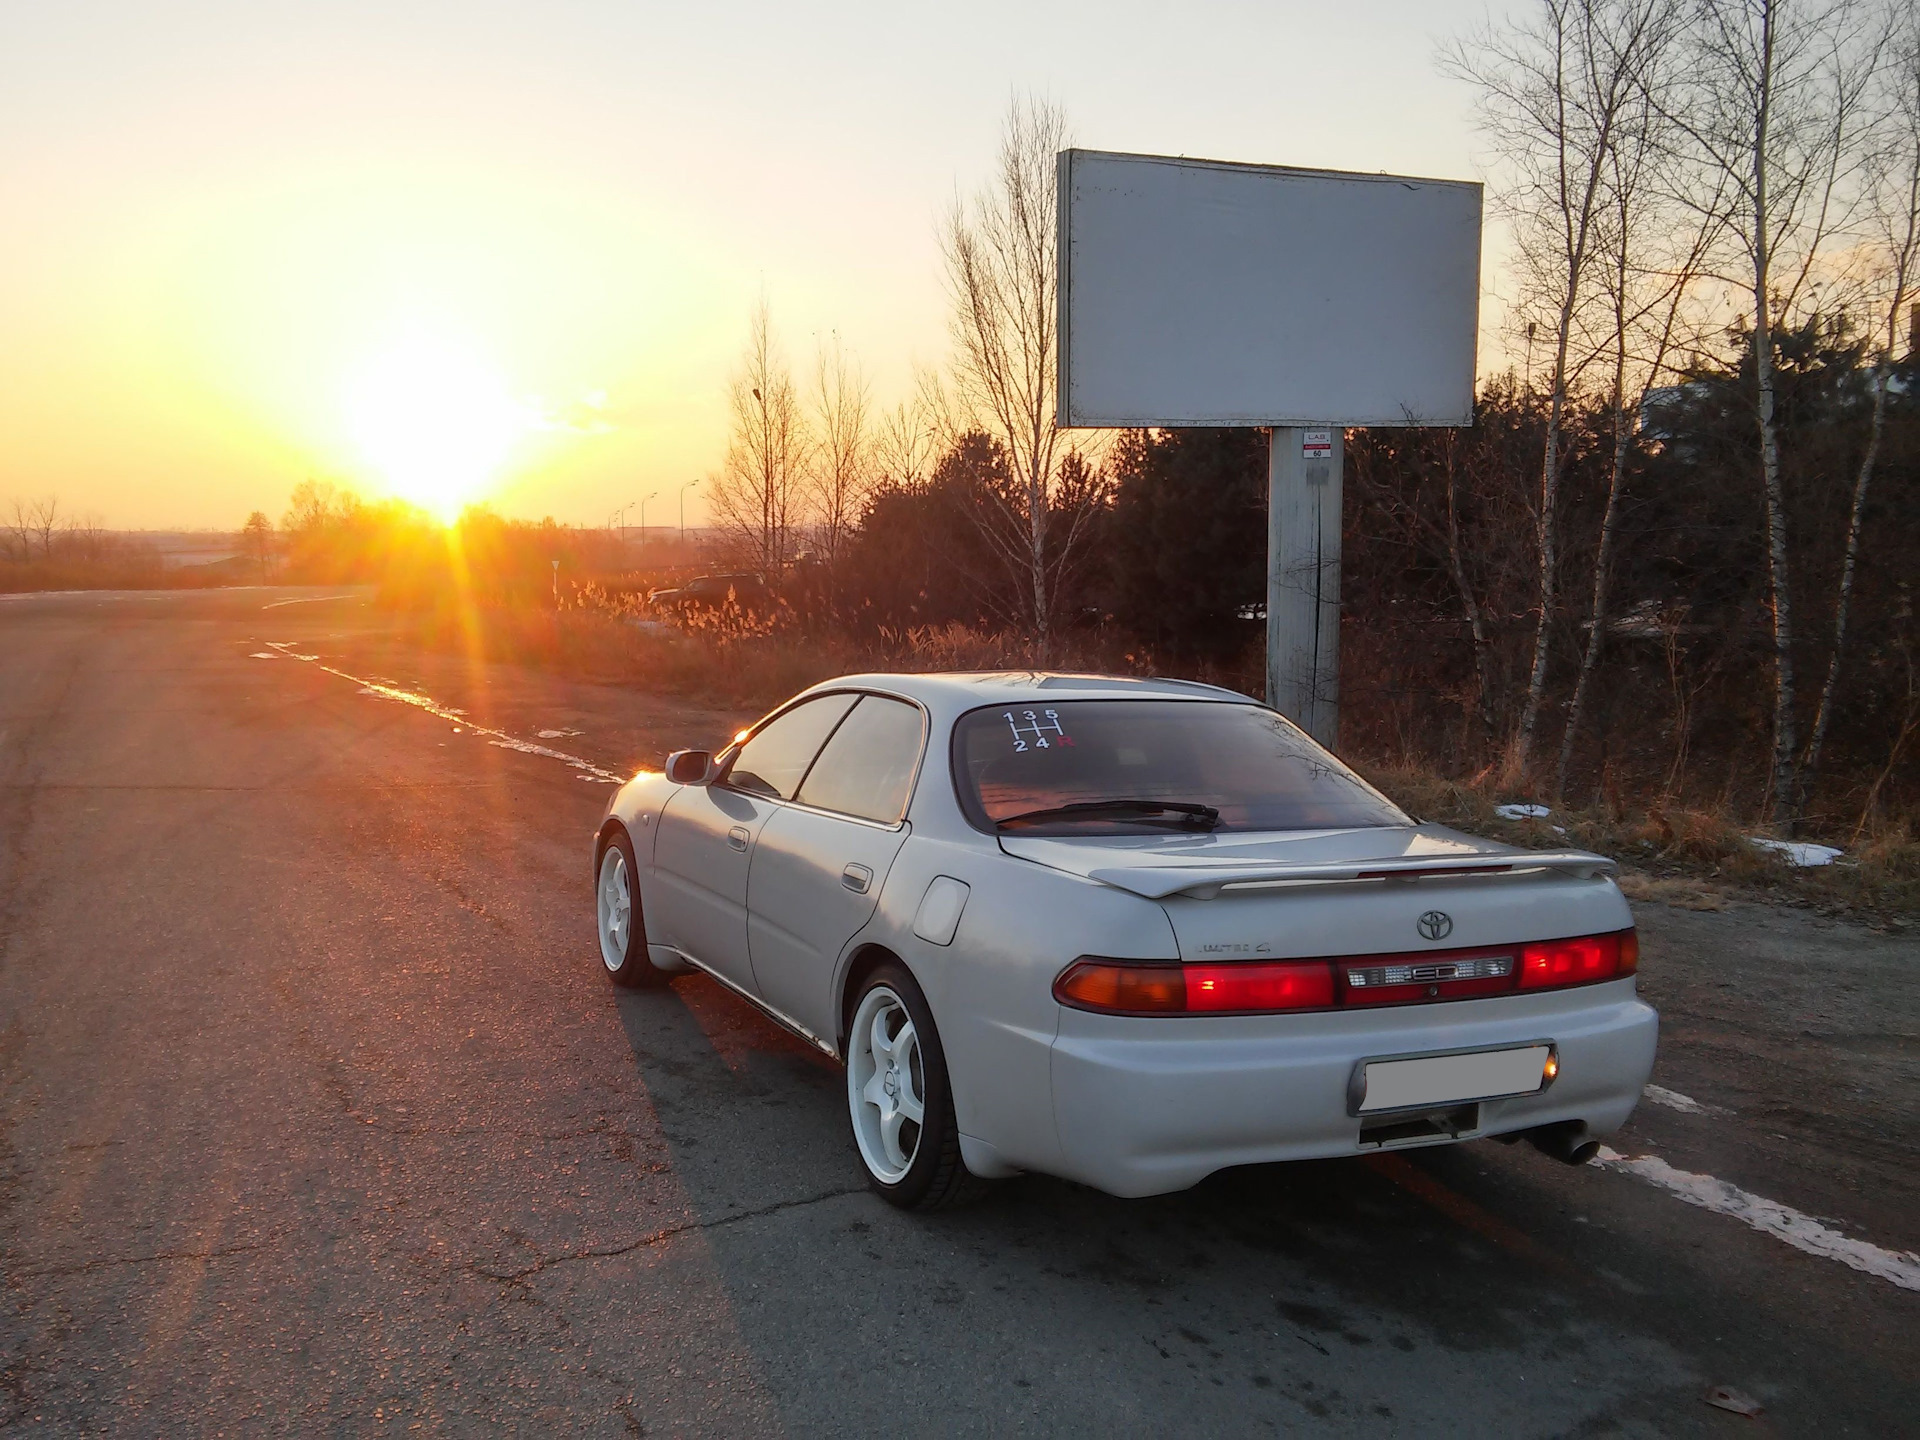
[{"x1": 1524, "y1": 1121, "x2": 1600, "y2": 1166}]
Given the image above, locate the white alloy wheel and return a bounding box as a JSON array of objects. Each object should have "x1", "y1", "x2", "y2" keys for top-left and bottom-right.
[
  {"x1": 848, "y1": 985, "x2": 925, "y2": 1184},
  {"x1": 597, "y1": 846, "x2": 633, "y2": 972}
]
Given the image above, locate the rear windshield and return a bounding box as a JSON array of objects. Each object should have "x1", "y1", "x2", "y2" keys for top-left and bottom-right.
[{"x1": 952, "y1": 700, "x2": 1409, "y2": 835}]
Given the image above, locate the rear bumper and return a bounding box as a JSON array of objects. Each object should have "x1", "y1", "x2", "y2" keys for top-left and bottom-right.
[{"x1": 1047, "y1": 980, "x2": 1657, "y2": 1197}]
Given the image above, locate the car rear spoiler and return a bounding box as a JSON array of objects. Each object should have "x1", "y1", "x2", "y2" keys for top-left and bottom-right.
[{"x1": 1084, "y1": 849, "x2": 1616, "y2": 901}]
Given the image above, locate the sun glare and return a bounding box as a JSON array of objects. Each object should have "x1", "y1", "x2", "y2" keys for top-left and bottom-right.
[{"x1": 343, "y1": 329, "x2": 532, "y2": 520}]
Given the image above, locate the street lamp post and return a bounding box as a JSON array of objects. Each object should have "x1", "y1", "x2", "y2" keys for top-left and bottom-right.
[
  {"x1": 680, "y1": 478, "x2": 701, "y2": 545},
  {"x1": 637, "y1": 490, "x2": 659, "y2": 557},
  {"x1": 610, "y1": 501, "x2": 639, "y2": 549}
]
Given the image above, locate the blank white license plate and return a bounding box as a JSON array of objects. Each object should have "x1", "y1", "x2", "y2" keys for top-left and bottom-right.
[{"x1": 1359, "y1": 1045, "x2": 1551, "y2": 1114}]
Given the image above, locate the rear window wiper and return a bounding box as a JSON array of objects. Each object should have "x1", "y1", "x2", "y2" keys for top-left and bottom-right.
[{"x1": 995, "y1": 799, "x2": 1222, "y2": 830}]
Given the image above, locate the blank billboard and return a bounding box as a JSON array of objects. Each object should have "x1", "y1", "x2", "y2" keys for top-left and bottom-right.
[{"x1": 1057, "y1": 150, "x2": 1481, "y2": 429}]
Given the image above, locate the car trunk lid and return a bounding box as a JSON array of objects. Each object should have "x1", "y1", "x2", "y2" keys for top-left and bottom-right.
[
  {"x1": 998, "y1": 825, "x2": 1611, "y2": 900},
  {"x1": 1000, "y1": 825, "x2": 1624, "y2": 963}
]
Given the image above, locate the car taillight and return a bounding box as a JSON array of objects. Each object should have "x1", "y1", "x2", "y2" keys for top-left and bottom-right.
[
  {"x1": 1056, "y1": 928, "x2": 1637, "y2": 1015},
  {"x1": 1054, "y1": 959, "x2": 1335, "y2": 1015},
  {"x1": 1518, "y1": 929, "x2": 1637, "y2": 989},
  {"x1": 1053, "y1": 960, "x2": 1186, "y2": 1013},
  {"x1": 1186, "y1": 961, "x2": 1336, "y2": 1012}
]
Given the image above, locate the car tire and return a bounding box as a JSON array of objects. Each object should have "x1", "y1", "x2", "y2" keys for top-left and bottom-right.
[
  {"x1": 596, "y1": 829, "x2": 665, "y2": 989},
  {"x1": 846, "y1": 962, "x2": 989, "y2": 1210}
]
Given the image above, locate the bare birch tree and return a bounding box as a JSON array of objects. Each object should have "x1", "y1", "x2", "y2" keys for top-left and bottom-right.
[
  {"x1": 710, "y1": 299, "x2": 807, "y2": 576},
  {"x1": 806, "y1": 336, "x2": 874, "y2": 567},
  {"x1": 1672, "y1": 0, "x2": 1884, "y2": 825},
  {"x1": 1802, "y1": 7, "x2": 1920, "y2": 793},
  {"x1": 1553, "y1": 6, "x2": 1726, "y2": 800},
  {"x1": 1447, "y1": 0, "x2": 1673, "y2": 782},
  {"x1": 942, "y1": 95, "x2": 1094, "y2": 646}
]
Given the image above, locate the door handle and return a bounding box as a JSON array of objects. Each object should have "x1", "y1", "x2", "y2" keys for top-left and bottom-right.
[
  {"x1": 841, "y1": 863, "x2": 873, "y2": 894},
  {"x1": 727, "y1": 826, "x2": 750, "y2": 852}
]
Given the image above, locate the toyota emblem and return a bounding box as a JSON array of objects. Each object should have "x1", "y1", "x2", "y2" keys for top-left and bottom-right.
[{"x1": 1417, "y1": 910, "x2": 1454, "y2": 942}]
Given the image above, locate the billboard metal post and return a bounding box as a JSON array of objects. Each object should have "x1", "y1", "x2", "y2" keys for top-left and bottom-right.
[
  {"x1": 1054, "y1": 148, "x2": 1479, "y2": 754},
  {"x1": 1266, "y1": 427, "x2": 1342, "y2": 747}
]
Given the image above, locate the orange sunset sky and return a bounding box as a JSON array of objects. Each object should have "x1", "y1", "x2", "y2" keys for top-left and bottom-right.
[{"x1": 1, "y1": 2, "x2": 1520, "y2": 530}]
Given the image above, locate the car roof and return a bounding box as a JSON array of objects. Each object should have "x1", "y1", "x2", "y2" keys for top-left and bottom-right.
[{"x1": 795, "y1": 671, "x2": 1258, "y2": 722}]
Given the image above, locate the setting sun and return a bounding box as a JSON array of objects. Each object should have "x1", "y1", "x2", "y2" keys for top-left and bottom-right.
[{"x1": 342, "y1": 328, "x2": 533, "y2": 520}]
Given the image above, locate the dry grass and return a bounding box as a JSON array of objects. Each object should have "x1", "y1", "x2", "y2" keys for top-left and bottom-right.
[
  {"x1": 381, "y1": 592, "x2": 1919, "y2": 919},
  {"x1": 383, "y1": 590, "x2": 1156, "y2": 711},
  {"x1": 1364, "y1": 761, "x2": 1920, "y2": 921},
  {"x1": 1613, "y1": 874, "x2": 1727, "y2": 911}
]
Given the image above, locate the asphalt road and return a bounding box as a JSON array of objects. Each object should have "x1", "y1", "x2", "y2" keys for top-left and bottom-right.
[{"x1": 2, "y1": 587, "x2": 1915, "y2": 1436}]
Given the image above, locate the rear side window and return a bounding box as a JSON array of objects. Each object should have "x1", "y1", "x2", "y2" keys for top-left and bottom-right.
[
  {"x1": 726, "y1": 694, "x2": 858, "y2": 799},
  {"x1": 795, "y1": 697, "x2": 925, "y2": 824}
]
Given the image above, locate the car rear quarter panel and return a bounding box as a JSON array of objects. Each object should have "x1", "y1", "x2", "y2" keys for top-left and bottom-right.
[{"x1": 863, "y1": 836, "x2": 1179, "y2": 1177}]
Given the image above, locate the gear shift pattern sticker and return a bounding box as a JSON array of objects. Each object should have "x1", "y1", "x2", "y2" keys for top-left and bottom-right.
[{"x1": 1004, "y1": 708, "x2": 1072, "y2": 752}]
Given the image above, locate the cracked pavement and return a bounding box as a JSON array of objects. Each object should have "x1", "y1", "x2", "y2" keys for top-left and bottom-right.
[{"x1": 0, "y1": 588, "x2": 1914, "y2": 1435}]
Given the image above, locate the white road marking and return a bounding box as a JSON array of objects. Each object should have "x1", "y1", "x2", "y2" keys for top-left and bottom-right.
[
  {"x1": 1595, "y1": 1146, "x2": 1920, "y2": 1291},
  {"x1": 1642, "y1": 1085, "x2": 1713, "y2": 1115},
  {"x1": 261, "y1": 593, "x2": 360, "y2": 609},
  {"x1": 263, "y1": 643, "x2": 628, "y2": 784}
]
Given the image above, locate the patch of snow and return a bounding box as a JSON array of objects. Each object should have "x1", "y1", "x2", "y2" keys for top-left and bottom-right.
[
  {"x1": 1747, "y1": 836, "x2": 1843, "y2": 867},
  {"x1": 1594, "y1": 1147, "x2": 1920, "y2": 1291},
  {"x1": 537, "y1": 728, "x2": 583, "y2": 739},
  {"x1": 1496, "y1": 803, "x2": 1552, "y2": 820},
  {"x1": 249, "y1": 652, "x2": 277, "y2": 660},
  {"x1": 1642, "y1": 1084, "x2": 1712, "y2": 1116}
]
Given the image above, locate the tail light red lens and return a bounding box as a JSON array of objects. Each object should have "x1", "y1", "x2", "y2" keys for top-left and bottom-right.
[
  {"x1": 1186, "y1": 961, "x2": 1335, "y2": 1012},
  {"x1": 1054, "y1": 959, "x2": 1334, "y2": 1015},
  {"x1": 1056, "y1": 928, "x2": 1637, "y2": 1015},
  {"x1": 1517, "y1": 931, "x2": 1635, "y2": 989}
]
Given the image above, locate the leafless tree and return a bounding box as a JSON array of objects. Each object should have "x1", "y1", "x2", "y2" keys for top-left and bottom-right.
[
  {"x1": 283, "y1": 479, "x2": 351, "y2": 535},
  {"x1": 10, "y1": 495, "x2": 62, "y2": 559},
  {"x1": 1671, "y1": 0, "x2": 1885, "y2": 825},
  {"x1": 240, "y1": 511, "x2": 277, "y2": 582},
  {"x1": 2, "y1": 501, "x2": 27, "y2": 562},
  {"x1": 1803, "y1": 7, "x2": 1920, "y2": 794},
  {"x1": 806, "y1": 336, "x2": 873, "y2": 567},
  {"x1": 709, "y1": 299, "x2": 808, "y2": 576},
  {"x1": 873, "y1": 393, "x2": 941, "y2": 492},
  {"x1": 1553, "y1": 7, "x2": 1725, "y2": 800},
  {"x1": 942, "y1": 95, "x2": 1092, "y2": 646},
  {"x1": 1447, "y1": 0, "x2": 1677, "y2": 782}
]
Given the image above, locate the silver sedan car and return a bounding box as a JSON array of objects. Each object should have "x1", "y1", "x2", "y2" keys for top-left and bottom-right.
[{"x1": 593, "y1": 673, "x2": 1657, "y2": 1209}]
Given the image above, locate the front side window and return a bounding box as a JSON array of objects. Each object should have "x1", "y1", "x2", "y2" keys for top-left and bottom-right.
[
  {"x1": 794, "y1": 696, "x2": 925, "y2": 824},
  {"x1": 725, "y1": 694, "x2": 858, "y2": 800},
  {"x1": 953, "y1": 700, "x2": 1409, "y2": 835}
]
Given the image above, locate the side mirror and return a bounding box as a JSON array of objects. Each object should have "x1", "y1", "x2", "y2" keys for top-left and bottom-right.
[{"x1": 665, "y1": 749, "x2": 714, "y2": 785}]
